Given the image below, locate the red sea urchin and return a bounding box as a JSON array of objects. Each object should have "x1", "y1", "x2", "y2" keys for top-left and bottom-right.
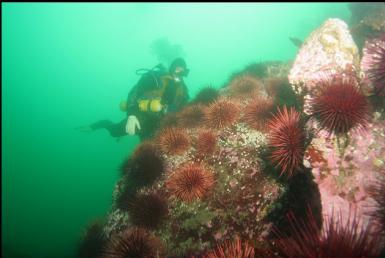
[
  {"x1": 273, "y1": 209, "x2": 384, "y2": 258},
  {"x1": 204, "y1": 98, "x2": 240, "y2": 129},
  {"x1": 267, "y1": 106, "x2": 305, "y2": 177},
  {"x1": 157, "y1": 127, "x2": 190, "y2": 155},
  {"x1": 201, "y1": 237, "x2": 255, "y2": 258},
  {"x1": 242, "y1": 96, "x2": 275, "y2": 132},
  {"x1": 361, "y1": 35, "x2": 385, "y2": 96},
  {"x1": 102, "y1": 227, "x2": 166, "y2": 258},
  {"x1": 166, "y1": 163, "x2": 214, "y2": 202},
  {"x1": 309, "y1": 75, "x2": 370, "y2": 135}
]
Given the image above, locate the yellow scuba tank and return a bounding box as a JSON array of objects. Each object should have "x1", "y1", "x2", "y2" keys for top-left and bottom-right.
[
  {"x1": 138, "y1": 98, "x2": 163, "y2": 112},
  {"x1": 119, "y1": 98, "x2": 162, "y2": 112},
  {"x1": 136, "y1": 74, "x2": 172, "y2": 113}
]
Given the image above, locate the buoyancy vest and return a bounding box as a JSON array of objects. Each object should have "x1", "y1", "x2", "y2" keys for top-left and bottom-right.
[
  {"x1": 123, "y1": 67, "x2": 187, "y2": 114},
  {"x1": 137, "y1": 75, "x2": 173, "y2": 112}
]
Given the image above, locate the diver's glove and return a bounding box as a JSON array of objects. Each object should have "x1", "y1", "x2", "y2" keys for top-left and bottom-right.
[{"x1": 126, "y1": 115, "x2": 141, "y2": 135}]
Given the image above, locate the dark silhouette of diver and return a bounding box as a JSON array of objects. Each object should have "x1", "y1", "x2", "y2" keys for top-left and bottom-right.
[{"x1": 77, "y1": 58, "x2": 190, "y2": 141}]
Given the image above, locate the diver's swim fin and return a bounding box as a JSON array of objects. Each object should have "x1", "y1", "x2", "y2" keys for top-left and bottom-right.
[
  {"x1": 75, "y1": 125, "x2": 93, "y2": 133},
  {"x1": 289, "y1": 37, "x2": 303, "y2": 48}
]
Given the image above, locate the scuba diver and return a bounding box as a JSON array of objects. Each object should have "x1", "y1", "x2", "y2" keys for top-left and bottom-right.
[{"x1": 77, "y1": 58, "x2": 190, "y2": 141}]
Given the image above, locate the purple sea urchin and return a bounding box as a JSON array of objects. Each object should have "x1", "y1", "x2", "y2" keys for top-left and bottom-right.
[
  {"x1": 120, "y1": 141, "x2": 165, "y2": 188},
  {"x1": 361, "y1": 35, "x2": 385, "y2": 96},
  {"x1": 128, "y1": 193, "x2": 168, "y2": 230},
  {"x1": 367, "y1": 175, "x2": 385, "y2": 234},
  {"x1": 102, "y1": 227, "x2": 166, "y2": 258}
]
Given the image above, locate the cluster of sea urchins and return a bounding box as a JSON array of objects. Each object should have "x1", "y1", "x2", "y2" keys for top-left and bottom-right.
[{"x1": 116, "y1": 141, "x2": 166, "y2": 211}]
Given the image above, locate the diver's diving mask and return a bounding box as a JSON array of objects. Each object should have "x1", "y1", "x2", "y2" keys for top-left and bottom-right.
[{"x1": 174, "y1": 66, "x2": 190, "y2": 77}]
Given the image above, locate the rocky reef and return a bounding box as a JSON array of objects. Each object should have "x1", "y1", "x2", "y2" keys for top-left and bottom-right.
[
  {"x1": 100, "y1": 77, "x2": 321, "y2": 257},
  {"x1": 79, "y1": 14, "x2": 385, "y2": 258}
]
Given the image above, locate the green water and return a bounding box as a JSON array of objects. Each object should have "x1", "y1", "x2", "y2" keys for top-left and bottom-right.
[{"x1": 2, "y1": 3, "x2": 350, "y2": 258}]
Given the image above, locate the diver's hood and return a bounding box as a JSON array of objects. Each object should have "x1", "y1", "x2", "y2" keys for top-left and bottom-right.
[{"x1": 169, "y1": 58, "x2": 189, "y2": 77}]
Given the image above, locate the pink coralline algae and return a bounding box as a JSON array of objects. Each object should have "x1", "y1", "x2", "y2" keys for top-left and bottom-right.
[{"x1": 304, "y1": 118, "x2": 385, "y2": 235}]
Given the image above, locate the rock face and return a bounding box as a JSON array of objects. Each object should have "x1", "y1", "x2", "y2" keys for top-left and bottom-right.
[
  {"x1": 289, "y1": 18, "x2": 360, "y2": 98},
  {"x1": 287, "y1": 16, "x2": 385, "y2": 237}
]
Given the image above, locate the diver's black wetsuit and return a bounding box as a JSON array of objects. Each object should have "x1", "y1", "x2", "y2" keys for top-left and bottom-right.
[{"x1": 89, "y1": 70, "x2": 188, "y2": 141}]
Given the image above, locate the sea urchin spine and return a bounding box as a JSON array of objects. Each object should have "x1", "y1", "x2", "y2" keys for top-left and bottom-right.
[{"x1": 201, "y1": 237, "x2": 255, "y2": 258}]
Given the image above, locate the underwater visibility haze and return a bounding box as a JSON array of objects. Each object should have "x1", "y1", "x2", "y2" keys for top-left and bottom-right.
[{"x1": 3, "y1": 2, "x2": 385, "y2": 258}]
